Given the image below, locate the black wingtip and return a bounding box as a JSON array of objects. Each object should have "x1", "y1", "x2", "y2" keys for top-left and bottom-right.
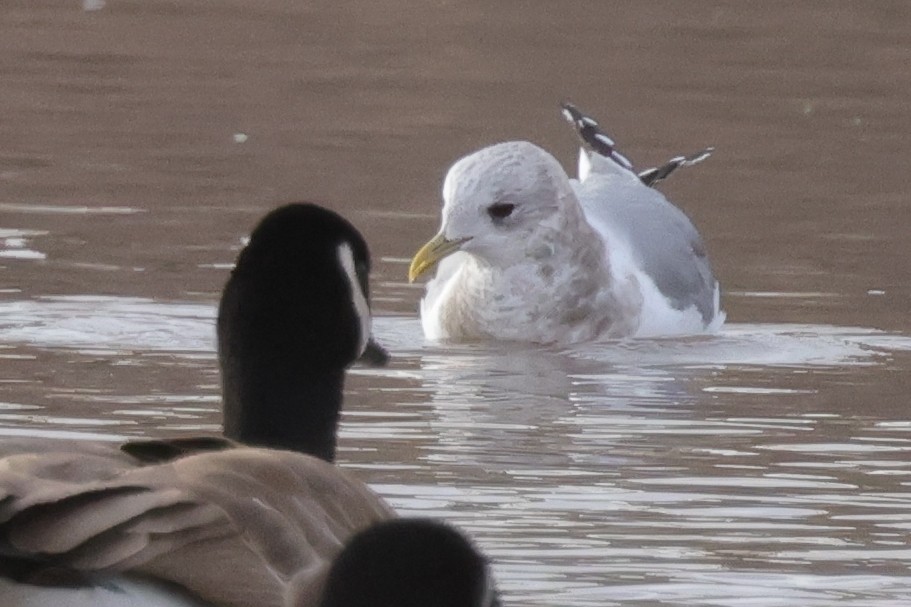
[
  {"x1": 559, "y1": 101, "x2": 633, "y2": 171},
  {"x1": 561, "y1": 102, "x2": 714, "y2": 189},
  {"x1": 638, "y1": 146, "x2": 715, "y2": 188},
  {"x1": 560, "y1": 101, "x2": 586, "y2": 125}
]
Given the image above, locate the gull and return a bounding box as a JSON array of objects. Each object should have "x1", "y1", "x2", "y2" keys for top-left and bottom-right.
[{"x1": 408, "y1": 102, "x2": 724, "y2": 344}]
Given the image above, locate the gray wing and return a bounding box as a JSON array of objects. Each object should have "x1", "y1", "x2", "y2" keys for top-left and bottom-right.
[{"x1": 573, "y1": 157, "x2": 718, "y2": 324}]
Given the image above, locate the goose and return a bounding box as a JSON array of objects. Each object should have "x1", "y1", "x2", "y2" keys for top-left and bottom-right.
[
  {"x1": 0, "y1": 203, "x2": 499, "y2": 607},
  {"x1": 408, "y1": 102, "x2": 724, "y2": 344}
]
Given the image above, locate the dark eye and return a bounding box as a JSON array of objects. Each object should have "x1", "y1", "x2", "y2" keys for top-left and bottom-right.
[{"x1": 487, "y1": 203, "x2": 515, "y2": 220}]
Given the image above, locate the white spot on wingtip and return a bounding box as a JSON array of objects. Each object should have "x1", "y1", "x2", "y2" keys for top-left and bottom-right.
[
  {"x1": 594, "y1": 133, "x2": 615, "y2": 147},
  {"x1": 612, "y1": 151, "x2": 633, "y2": 169},
  {"x1": 686, "y1": 149, "x2": 713, "y2": 165},
  {"x1": 233, "y1": 133, "x2": 249, "y2": 143}
]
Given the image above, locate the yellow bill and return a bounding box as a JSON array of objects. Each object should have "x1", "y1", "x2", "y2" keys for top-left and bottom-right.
[{"x1": 408, "y1": 233, "x2": 471, "y2": 282}]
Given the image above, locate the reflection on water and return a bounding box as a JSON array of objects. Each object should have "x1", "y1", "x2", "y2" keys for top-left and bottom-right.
[
  {"x1": 0, "y1": 228, "x2": 48, "y2": 261},
  {"x1": 0, "y1": 296, "x2": 215, "y2": 352},
  {"x1": 1, "y1": 297, "x2": 910, "y2": 605},
  {"x1": 5, "y1": 295, "x2": 909, "y2": 364},
  {"x1": 0, "y1": 298, "x2": 220, "y2": 440}
]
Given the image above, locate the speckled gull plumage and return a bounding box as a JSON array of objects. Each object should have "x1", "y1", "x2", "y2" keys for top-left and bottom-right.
[{"x1": 408, "y1": 103, "x2": 724, "y2": 345}]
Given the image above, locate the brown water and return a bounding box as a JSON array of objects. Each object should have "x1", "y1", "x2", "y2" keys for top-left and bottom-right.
[{"x1": 2, "y1": 2, "x2": 911, "y2": 605}]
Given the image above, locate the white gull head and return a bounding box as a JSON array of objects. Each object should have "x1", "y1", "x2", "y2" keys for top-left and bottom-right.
[
  {"x1": 411, "y1": 140, "x2": 637, "y2": 344},
  {"x1": 438, "y1": 141, "x2": 583, "y2": 268}
]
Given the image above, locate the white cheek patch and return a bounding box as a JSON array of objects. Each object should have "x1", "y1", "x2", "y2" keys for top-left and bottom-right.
[{"x1": 337, "y1": 242, "x2": 371, "y2": 357}]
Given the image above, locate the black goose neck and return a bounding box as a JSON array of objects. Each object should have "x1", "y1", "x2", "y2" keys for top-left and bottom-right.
[
  {"x1": 221, "y1": 366, "x2": 345, "y2": 462},
  {"x1": 216, "y1": 203, "x2": 370, "y2": 462}
]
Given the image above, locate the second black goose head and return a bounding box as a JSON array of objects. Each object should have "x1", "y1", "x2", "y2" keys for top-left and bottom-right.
[{"x1": 319, "y1": 518, "x2": 500, "y2": 607}]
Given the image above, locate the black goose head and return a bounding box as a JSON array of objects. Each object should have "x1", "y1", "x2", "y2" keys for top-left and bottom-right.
[
  {"x1": 217, "y1": 203, "x2": 379, "y2": 460},
  {"x1": 319, "y1": 519, "x2": 500, "y2": 607}
]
